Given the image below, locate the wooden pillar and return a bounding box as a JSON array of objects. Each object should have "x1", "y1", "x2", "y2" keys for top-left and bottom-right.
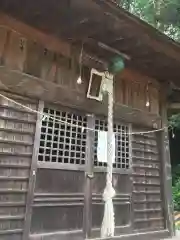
[
  {"x1": 83, "y1": 114, "x2": 95, "y2": 238},
  {"x1": 158, "y1": 86, "x2": 174, "y2": 237}
]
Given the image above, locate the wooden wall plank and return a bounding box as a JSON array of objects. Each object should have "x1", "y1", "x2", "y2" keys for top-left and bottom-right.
[
  {"x1": 0, "y1": 92, "x2": 38, "y2": 239},
  {"x1": 150, "y1": 86, "x2": 159, "y2": 115},
  {"x1": 132, "y1": 128, "x2": 164, "y2": 231},
  {"x1": 0, "y1": 27, "x2": 8, "y2": 64},
  {"x1": 55, "y1": 55, "x2": 72, "y2": 87},
  {"x1": 0, "y1": 12, "x2": 70, "y2": 58},
  {"x1": 41, "y1": 50, "x2": 55, "y2": 82},
  {"x1": 115, "y1": 77, "x2": 123, "y2": 104},
  {"x1": 3, "y1": 31, "x2": 26, "y2": 71},
  {"x1": 24, "y1": 41, "x2": 43, "y2": 77}
]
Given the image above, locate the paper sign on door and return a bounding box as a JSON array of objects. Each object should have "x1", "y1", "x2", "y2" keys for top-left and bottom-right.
[{"x1": 97, "y1": 131, "x2": 115, "y2": 163}]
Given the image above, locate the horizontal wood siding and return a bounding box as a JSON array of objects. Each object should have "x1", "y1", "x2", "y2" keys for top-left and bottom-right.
[
  {"x1": 0, "y1": 17, "x2": 165, "y2": 240},
  {"x1": 132, "y1": 128, "x2": 164, "y2": 231},
  {"x1": 0, "y1": 93, "x2": 38, "y2": 239}
]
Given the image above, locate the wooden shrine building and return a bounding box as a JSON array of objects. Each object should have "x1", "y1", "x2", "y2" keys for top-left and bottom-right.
[{"x1": 0, "y1": 0, "x2": 179, "y2": 239}]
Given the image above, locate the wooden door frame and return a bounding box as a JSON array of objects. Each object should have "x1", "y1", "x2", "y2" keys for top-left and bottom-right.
[
  {"x1": 23, "y1": 101, "x2": 44, "y2": 240},
  {"x1": 24, "y1": 102, "x2": 91, "y2": 239}
]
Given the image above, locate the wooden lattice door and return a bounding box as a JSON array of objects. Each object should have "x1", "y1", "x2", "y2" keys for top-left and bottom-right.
[
  {"x1": 25, "y1": 102, "x2": 134, "y2": 240},
  {"x1": 27, "y1": 104, "x2": 88, "y2": 240}
]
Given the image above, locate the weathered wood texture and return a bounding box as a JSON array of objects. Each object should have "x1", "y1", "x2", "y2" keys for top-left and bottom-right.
[
  {"x1": 1, "y1": 0, "x2": 180, "y2": 87},
  {"x1": 83, "y1": 115, "x2": 95, "y2": 238},
  {"x1": 27, "y1": 104, "x2": 166, "y2": 240},
  {"x1": 0, "y1": 24, "x2": 160, "y2": 127},
  {"x1": 115, "y1": 70, "x2": 159, "y2": 114},
  {"x1": 0, "y1": 12, "x2": 70, "y2": 58},
  {"x1": 132, "y1": 129, "x2": 164, "y2": 231},
  {"x1": 31, "y1": 170, "x2": 85, "y2": 239},
  {"x1": 0, "y1": 15, "x2": 167, "y2": 240},
  {"x1": 23, "y1": 101, "x2": 44, "y2": 240},
  {"x1": 0, "y1": 98, "x2": 166, "y2": 240},
  {"x1": 0, "y1": 92, "x2": 38, "y2": 239},
  {"x1": 28, "y1": 105, "x2": 133, "y2": 239},
  {"x1": 29, "y1": 105, "x2": 87, "y2": 239},
  {"x1": 158, "y1": 87, "x2": 174, "y2": 237}
]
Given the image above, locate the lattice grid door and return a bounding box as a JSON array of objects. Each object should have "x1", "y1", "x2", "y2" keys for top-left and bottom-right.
[{"x1": 31, "y1": 105, "x2": 87, "y2": 237}]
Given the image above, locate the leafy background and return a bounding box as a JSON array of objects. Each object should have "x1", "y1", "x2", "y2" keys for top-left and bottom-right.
[{"x1": 118, "y1": 0, "x2": 180, "y2": 41}]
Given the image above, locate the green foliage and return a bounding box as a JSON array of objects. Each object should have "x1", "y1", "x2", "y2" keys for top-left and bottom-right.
[
  {"x1": 169, "y1": 114, "x2": 180, "y2": 129},
  {"x1": 119, "y1": 0, "x2": 180, "y2": 41},
  {"x1": 169, "y1": 117, "x2": 180, "y2": 211},
  {"x1": 172, "y1": 166, "x2": 180, "y2": 211},
  {"x1": 173, "y1": 178, "x2": 180, "y2": 210},
  {"x1": 172, "y1": 165, "x2": 180, "y2": 185},
  {"x1": 176, "y1": 225, "x2": 180, "y2": 230}
]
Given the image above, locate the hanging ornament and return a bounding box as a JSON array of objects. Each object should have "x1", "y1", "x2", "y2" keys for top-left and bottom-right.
[
  {"x1": 108, "y1": 56, "x2": 124, "y2": 74},
  {"x1": 77, "y1": 76, "x2": 82, "y2": 84},
  {"x1": 146, "y1": 82, "x2": 150, "y2": 108},
  {"x1": 146, "y1": 101, "x2": 150, "y2": 107},
  {"x1": 172, "y1": 128, "x2": 175, "y2": 139},
  {"x1": 77, "y1": 42, "x2": 84, "y2": 85}
]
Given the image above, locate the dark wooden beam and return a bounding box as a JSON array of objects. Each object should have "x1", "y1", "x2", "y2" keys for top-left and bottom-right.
[
  {"x1": 168, "y1": 103, "x2": 180, "y2": 109},
  {"x1": 0, "y1": 66, "x2": 161, "y2": 129},
  {"x1": 67, "y1": 22, "x2": 108, "y2": 43}
]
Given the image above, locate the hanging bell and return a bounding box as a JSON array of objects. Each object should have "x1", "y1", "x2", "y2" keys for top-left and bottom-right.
[{"x1": 108, "y1": 56, "x2": 124, "y2": 74}]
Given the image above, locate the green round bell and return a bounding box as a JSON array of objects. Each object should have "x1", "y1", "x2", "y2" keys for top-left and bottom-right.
[{"x1": 108, "y1": 56, "x2": 124, "y2": 74}]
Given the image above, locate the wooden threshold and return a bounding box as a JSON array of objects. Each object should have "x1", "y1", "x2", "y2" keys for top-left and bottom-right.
[{"x1": 29, "y1": 229, "x2": 169, "y2": 240}]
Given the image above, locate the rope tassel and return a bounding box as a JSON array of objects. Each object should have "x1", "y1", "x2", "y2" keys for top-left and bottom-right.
[{"x1": 101, "y1": 182, "x2": 116, "y2": 238}]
